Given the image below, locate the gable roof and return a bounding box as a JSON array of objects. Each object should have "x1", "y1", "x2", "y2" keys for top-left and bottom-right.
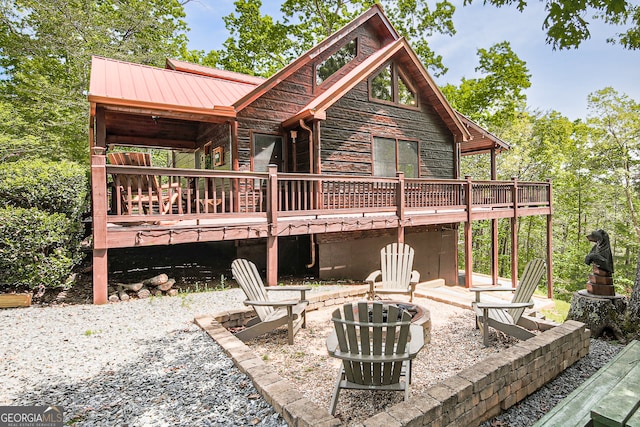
[
  {"x1": 88, "y1": 56, "x2": 255, "y2": 119},
  {"x1": 165, "y1": 58, "x2": 266, "y2": 85},
  {"x1": 456, "y1": 112, "x2": 510, "y2": 155},
  {"x1": 281, "y1": 37, "x2": 470, "y2": 142},
  {"x1": 233, "y1": 4, "x2": 398, "y2": 112}
]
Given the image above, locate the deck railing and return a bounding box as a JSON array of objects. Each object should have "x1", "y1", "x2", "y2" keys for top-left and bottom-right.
[{"x1": 100, "y1": 162, "x2": 551, "y2": 222}]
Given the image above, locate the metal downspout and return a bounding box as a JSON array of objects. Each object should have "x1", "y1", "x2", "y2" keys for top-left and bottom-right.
[{"x1": 299, "y1": 119, "x2": 316, "y2": 269}]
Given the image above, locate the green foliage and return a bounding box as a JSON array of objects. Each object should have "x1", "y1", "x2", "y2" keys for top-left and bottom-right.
[
  {"x1": 441, "y1": 41, "x2": 531, "y2": 129},
  {"x1": 0, "y1": 159, "x2": 89, "y2": 220},
  {"x1": 0, "y1": 207, "x2": 78, "y2": 289},
  {"x1": 0, "y1": 0, "x2": 191, "y2": 163},
  {"x1": 207, "y1": 0, "x2": 456, "y2": 77},
  {"x1": 540, "y1": 299, "x2": 570, "y2": 323},
  {"x1": 0, "y1": 159, "x2": 88, "y2": 289},
  {"x1": 463, "y1": 0, "x2": 640, "y2": 50}
]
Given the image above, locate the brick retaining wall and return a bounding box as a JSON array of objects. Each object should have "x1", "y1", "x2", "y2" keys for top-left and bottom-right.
[{"x1": 195, "y1": 287, "x2": 589, "y2": 426}]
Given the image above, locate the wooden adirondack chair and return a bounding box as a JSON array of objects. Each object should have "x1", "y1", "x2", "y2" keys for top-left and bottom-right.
[
  {"x1": 366, "y1": 243, "x2": 420, "y2": 302},
  {"x1": 231, "y1": 259, "x2": 310, "y2": 345},
  {"x1": 108, "y1": 152, "x2": 180, "y2": 215},
  {"x1": 470, "y1": 258, "x2": 547, "y2": 346},
  {"x1": 326, "y1": 301, "x2": 424, "y2": 415}
]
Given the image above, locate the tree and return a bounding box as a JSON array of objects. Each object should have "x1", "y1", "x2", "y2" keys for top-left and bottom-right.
[
  {"x1": 464, "y1": 0, "x2": 640, "y2": 49},
  {"x1": 0, "y1": 0, "x2": 192, "y2": 162},
  {"x1": 441, "y1": 41, "x2": 531, "y2": 129},
  {"x1": 210, "y1": 0, "x2": 456, "y2": 77},
  {"x1": 586, "y1": 87, "x2": 640, "y2": 242}
]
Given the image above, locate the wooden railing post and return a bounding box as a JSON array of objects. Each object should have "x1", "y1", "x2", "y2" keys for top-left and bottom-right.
[
  {"x1": 511, "y1": 177, "x2": 519, "y2": 288},
  {"x1": 396, "y1": 171, "x2": 405, "y2": 244},
  {"x1": 91, "y1": 147, "x2": 108, "y2": 304},
  {"x1": 546, "y1": 178, "x2": 554, "y2": 298},
  {"x1": 266, "y1": 164, "x2": 279, "y2": 286},
  {"x1": 464, "y1": 176, "x2": 473, "y2": 288}
]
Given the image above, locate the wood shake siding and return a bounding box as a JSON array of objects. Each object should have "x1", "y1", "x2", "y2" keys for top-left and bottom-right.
[{"x1": 321, "y1": 81, "x2": 454, "y2": 177}]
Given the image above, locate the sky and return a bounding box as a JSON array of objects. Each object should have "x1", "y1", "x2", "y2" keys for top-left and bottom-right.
[{"x1": 183, "y1": 0, "x2": 640, "y2": 121}]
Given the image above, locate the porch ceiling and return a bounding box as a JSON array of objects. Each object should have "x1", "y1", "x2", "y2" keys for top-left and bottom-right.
[{"x1": 103, "y1": 110, "x2": 203, "y2": 150}]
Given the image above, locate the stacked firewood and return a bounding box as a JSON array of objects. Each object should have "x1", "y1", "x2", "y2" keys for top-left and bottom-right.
[{"x1": 109, "y1": 274, "x2": 177, "y2": 302}]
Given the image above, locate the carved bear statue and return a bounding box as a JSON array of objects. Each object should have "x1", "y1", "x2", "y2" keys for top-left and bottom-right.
[{"x1": 584, "y1": 229, "x2": 614, "y2": 274}]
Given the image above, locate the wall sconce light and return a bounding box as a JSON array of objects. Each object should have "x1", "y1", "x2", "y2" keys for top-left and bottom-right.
[{"x1": 290, "y1": 130, "x2": 297, "y2": 143}]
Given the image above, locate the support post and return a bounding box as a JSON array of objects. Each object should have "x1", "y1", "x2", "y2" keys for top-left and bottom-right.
[
  {"x1": 396, "y1": 171, "x2": 405, "y2": 244},
  {"x1": 546, "y1": 178, "x2": 554, "y2": 298},
  {"x1": 464, "y1": 176, "x2": 473, "y2": 288},
  {"x1": 490, "y1": 148, "x2": 499, "y2": 285},
  {"x1": 91, "y1": 148, "x2": 108, "y2": 304},
  {"x1": 511, "y1": 177, "x2": 519, "y2": 288},
  {"x1": 266, "y1": 164, "x2": 279, "y2": 286}
]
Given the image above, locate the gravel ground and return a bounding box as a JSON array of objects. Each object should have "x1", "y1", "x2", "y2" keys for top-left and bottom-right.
[
  {"x1": 1, "y1": 287, "x2": 346, "y2": 426},
  {"x1": 0, "y1": 286, "x2": 626, "y2": 426}
]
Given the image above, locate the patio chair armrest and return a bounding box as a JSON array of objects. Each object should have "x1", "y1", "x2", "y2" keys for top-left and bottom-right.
[
  {"x1": 365, "y1": 270, "x2": 382, "y2": 283},
  {"x1": 326, "y1": 331, "x2": 338, "y2": 355},
  {"x1": 243, "y1": 299, "x2": 302, "y2": 308},
  {"x1": 408, "y1": 325, "x2": 425, "y2": 356},
  {"x1": 265, "y1": 286, "x2": 311, "y2": 301},
  {"x1": 474, "y1": 301, "x2": 533, "y2": 310},
  {"x1": 410, "y1": 270, "x2": 420, "y2": 285},
  {"x1": 265, "y1": 286, "x2": 312, "y2": 292},
  {"x1": 469, "y1": 286, "x2": 516, "y2": 293}
]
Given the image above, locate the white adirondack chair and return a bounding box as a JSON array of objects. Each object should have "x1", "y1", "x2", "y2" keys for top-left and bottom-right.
[
  {"x1": 231, "y1": 259, "x2": 310, "y2": 345},
  {"x1": 326, "y1": 301, "x2": 424, "y2": 415},
  {"x1": 366, "y1": 243, "x2": 420, "y2": 302},
  {"x1": 470, "y1": 258, "x2": 547, "y2": 346}
]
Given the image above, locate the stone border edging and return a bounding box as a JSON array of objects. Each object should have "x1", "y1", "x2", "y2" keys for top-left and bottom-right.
[{"x1": 195, "y1": 286, "x2": 589, "y2": 427}]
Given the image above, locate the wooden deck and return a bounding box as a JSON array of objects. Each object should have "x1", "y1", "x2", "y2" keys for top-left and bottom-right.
[{"x1": 93, "y1": 158, "x2": 552, "y2": 249}]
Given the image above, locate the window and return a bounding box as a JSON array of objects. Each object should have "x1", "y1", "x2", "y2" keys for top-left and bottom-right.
[
  {"x1": 398, "y1": 74, "x2": 416, "y2": 106},
  {"x1": 253, "y1": 133, "x2": 283, "y2": 172},
  {"x1": 316, "y1": 39, "x2": 357, "y2": 85},
  {"x1": 371, "y1": 63, "x2": 418, "y2": 107},
  {"x1": 371, "y1": 65, "x2": 392, "y2": 102},
  {"x1": 373, "y1": 137, "x2": 419, "y2": 178}
]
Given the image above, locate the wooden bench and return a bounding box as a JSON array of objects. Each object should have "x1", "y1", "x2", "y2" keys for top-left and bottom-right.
[{"x1": 533, "y1": 340, "x2": 640, "y2": 427}]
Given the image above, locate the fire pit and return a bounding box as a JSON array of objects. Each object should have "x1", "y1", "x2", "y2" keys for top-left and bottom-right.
[{"x1": 352, "y1": 300, "x2": 431, "y2": 343}]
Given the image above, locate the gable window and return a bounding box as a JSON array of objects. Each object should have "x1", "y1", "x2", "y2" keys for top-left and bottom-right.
[
  {"x1": 373, "y1": 136, "x2": 419, "y2": 178},
  {"x1": 371, "y1": 64, "x2": 392, "y2": 102},
  {"x1": 370, "y1": 63, "x2": 418, "y2": 107},
  {"x1": 316, "y1": 39, "x2": 357, "y2": 86}
]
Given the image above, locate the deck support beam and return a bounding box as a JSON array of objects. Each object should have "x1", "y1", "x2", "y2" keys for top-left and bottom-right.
[
  {"x1": 511, "y1": 177, "x2": 519, "y2": 288},
  {"x1": 490, "y1": 148, "x2": 499, "y2": 285},
  {"x1": 546, "y1": 178, "x2": 554, "y2": 298},
  {"x1": 91, "y1": 149, "x2": 109, "y2": 304},
  {"x1": 464, "y1": 176, "x2": 473, "y2": 288},
  {"x1": 266, "y1": 164, "x2": 279, "y2": 286}
]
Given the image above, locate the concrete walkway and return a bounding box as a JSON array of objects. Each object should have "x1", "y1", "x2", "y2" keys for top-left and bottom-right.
[{"x1": 415, "y1": 272, "x2": 555, "y2": 314}]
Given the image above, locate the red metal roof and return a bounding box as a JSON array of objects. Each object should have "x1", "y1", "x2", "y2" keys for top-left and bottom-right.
[
  {"x1": 165, "y1": 58, "x2": 266, "y2": 86},
  {"x1": 88, "y1": 56, "x2": 257, "y2": 117}
]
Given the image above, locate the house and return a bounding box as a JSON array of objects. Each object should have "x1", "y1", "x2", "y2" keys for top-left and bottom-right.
[{"x1": 87, "y1": 5, "x2": 553, "y2": 304}]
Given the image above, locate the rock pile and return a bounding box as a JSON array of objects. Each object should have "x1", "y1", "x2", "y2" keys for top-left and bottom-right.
[{"x1": 109, "y1": 274, "x2": 177, "y2": 302}]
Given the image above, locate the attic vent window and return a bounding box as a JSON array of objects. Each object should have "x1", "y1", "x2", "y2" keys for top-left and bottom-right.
[
  {"x1": 371, "y1": 63, "x2": 418, "y2": 107},
  {"x1": 316, "y1": 39, "x2": 357, "y2": 85}
]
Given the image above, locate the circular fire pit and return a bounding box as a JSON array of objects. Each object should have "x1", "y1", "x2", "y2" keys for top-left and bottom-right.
[{"x1": 352, "y1": 300, "x2": 431, "y2": 343}]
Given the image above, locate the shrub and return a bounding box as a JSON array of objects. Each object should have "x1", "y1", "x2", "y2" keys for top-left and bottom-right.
[
  {"x1": 0, "y1": 159, "x2": 89, "y2": 290},
  {"x1": 0, "y1": 159, "x2": 88, "y2": 220},
  {"x1": 0, "y1": 207, "x2": 78, "y2": 289}
]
